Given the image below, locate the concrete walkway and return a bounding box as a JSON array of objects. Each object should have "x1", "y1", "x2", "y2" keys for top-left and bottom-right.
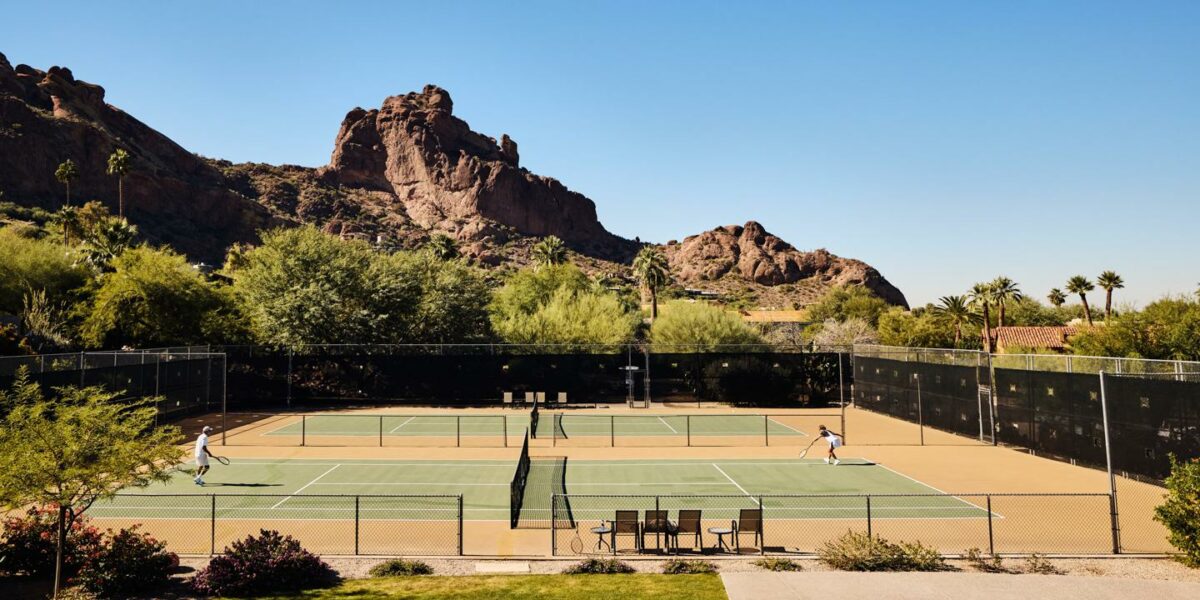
[{"x1": 721, "y1": 572, "x2": 1200, "y2": 600}]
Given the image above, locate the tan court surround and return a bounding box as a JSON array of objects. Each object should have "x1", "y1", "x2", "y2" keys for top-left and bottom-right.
[{"x1": 110, "y1": 405, "x2": 1169, "y2": 557}]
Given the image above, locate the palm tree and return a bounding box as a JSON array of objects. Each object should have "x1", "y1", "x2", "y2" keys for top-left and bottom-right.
[
  {"x1": 54, "y1": 159, "x2": 79, "y2": 206},
  {"x1": 106, "y1": 148, "x2": 132, "y2": 217},
  {"x1": 632, "y1": 246, "x2": 671, "y2": 321},
  {"x1": 50, "y1": 206, "x2": 83, "y2": 246},
  {"x1": 968, "y1": 282, "x2": 997, "y2": 352},
  {"x1": 1047, "y1": 288, "x2": 1067, "y2": 307},
  {"x1": 1066, "y1": 275, "x2": 1095, "y2": 326},
  {"x1": 932, "y1": 295, "x2": 978, "y2": 348},
  {"x1": 531, "y1": 236, "x2": 567, "y2": 268},
  {"x1": 81, "y1": 218, "x2": 138, "y2": 271},
  {"x1": 425, "y1": 233, "x2": 459, "y2": 260},
  {"x1": 991, "y1": 276, "x2": 1022, "y2": 328},
  {"x1": 1096, "y1": 270, "x2": 1124, "y2": 321}
]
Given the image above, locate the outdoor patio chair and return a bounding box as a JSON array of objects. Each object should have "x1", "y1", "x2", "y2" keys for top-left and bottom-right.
[
  {"x1": 671, "y1": 509, "x2": 703, "y2": 553},
  {"x1": 536, "y1": 391, "x2": 547, "y2": 405},
  {"x1": 612, "y1": 510, "x2": 641, "y2": 553},
  {"x1": 641, "y1": 510, "x2": 675, "y2": 552},
  {"x1": 523, "y1": 391, "x2": 535, "y2": 407},
  {"x1": 502, "y1": 391, "x2": 514, "y2": 408},
  {"x1": 556, "y1": 392, "x2": 568, "y2": 406},
  {"x1": 732, "y1": 508, "x2": 762, "y2": 552}
]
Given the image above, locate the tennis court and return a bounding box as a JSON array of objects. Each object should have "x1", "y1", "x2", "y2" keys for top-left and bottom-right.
[{"x1": 219, "y1": 411, "x2": 833, "y2": 447}]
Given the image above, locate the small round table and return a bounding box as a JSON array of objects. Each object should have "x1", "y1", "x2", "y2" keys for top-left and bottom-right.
[
  {"x1": 590, "y1": 524, "x2": 613, "y2": 553},
  {"x1": 707, "y1": 527, "x2": 734, "y2": 552}
]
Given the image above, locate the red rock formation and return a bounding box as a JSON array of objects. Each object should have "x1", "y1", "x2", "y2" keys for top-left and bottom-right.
[
  {"x1": 0, "y1": 52, "x2": 279, "y2": 260},
  {"x1": 318, "y1": 85, "x2": 637, "y2": 260},
  {"x1": 662, "y1": 222, "x2": 908, "y2": 307}
]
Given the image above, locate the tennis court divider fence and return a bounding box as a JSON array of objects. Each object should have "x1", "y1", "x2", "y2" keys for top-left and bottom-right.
[
  {"x1": 95, "y1": 493, "x2": 463, "y2": 556},
  {"x1": 550, "y1": 492, "x2": 1117, "y2": 556},
  {"x1": 510, "y1": 429, "x2": 532, "y2": 527}
]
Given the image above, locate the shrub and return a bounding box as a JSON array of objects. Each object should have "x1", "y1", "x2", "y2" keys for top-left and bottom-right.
[
  {"x1": 562, "y1": 558, "x2": 636, "y2": 574},
  {"x1": 190, "y1": 530, "x2": 338, "y2": 596},
  {"x1": 661, "y1": 559, "x2": 718, "y2": 574},
  {"x1": 0, "y1": 506, "x2": 103, "y2": 578},
  {"x1": 368, "y1": 559, "x2": 433, "y2": 577},
  {"x1": 818, "y1": 530, "x2": 949, "y2": 572},
  {"x1": 1154, "y1": 455, "x2": 1200, "y2": 567},
  {"x1": 963, "y1": 547, "x2": 1010, "y2": 573},
  {"x1": 75, "y1": 526, "x2": 178, "y2": 597},
  {"x1": 1023, "y1": 554, "x2": 1061, "y2": 575},
  {"x1": 752, "y1": 557, "x2": 802, "y2": 572}
]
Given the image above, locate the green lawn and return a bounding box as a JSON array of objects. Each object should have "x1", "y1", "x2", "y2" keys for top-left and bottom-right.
[{"x1": 240, "y1": 574, "x2": 728, "y2": 600}]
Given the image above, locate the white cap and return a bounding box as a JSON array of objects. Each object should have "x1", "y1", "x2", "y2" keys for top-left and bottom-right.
[{"x1": 202, "y1": 426, "x2": 213, "y2": 433}]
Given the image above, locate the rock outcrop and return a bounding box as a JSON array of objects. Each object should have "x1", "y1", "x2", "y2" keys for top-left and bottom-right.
[
  {"x1": 0, "y1": 53, "x2": 279, "y2": 260},
  {"x1": 319, "y1": 85, "x2": 636, "y2": 261},
  {"x1": 662, "y1": 222, "x2": 908, "y2": 307}
]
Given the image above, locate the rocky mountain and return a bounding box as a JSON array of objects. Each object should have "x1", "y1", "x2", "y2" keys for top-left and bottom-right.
[{"x1": 0, "y1": 52, "x2": 907, "y2": 308}]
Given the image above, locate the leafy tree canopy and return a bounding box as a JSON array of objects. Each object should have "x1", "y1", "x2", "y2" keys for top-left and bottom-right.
[
  {"x1": 1070, "y1": 297, "x2": 1200, "y2": 360},
  {"x1": 492, "y1": 286, "x2": 638, "y2": 347},
  {"x1": 0, "y1": 227, "x2": 89, "y2": 315},
  {"x1": 649, "y1": 300, "x2": 763, "y2": 351},
  {"x1": 877, "y1": 307, "x2": 963, "y2": 349},
  {"x1": 806, "y1": 286, "x2": 890, "y2": 327}
]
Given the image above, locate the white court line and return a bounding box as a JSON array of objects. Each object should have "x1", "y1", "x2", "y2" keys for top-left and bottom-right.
[
  {"x1": 272, "y1": 465, "x2": 341, "y2": 509},
  {"x1": 387, "y1": 416, "x2": 417, "y2": 433},
  {"x1": 766, "y1": 417, "x2": 808, "y2": 436},
  {"x1": 657, "y1": 416, "x2": 679, "y2": 434},
  {"x1": 864, "y1": 457, "x2": 998, "y2": 517},
  {"x1": 711, "y1": 464, "x2": 753, "y2": 498}
]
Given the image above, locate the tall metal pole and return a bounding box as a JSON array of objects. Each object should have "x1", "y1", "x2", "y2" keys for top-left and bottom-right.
[
  {"x1": 839, "y1": 353, "x2": 847, "y2": 444},
  {"x1": 915, "y1": 373, "x2": 924, "y2": 446},
  {"x1": 1099, "y1": 371, "x2": 1121, "y2": 553}
]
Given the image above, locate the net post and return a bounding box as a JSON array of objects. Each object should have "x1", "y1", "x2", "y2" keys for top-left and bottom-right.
[
  {"x1": 865, "y1": 496, "x2": 872, "y2": 538},
  {"x1": 301, "y1": 415, "x2": 306, "y2": 447},
  {"x1": 458, "y1": 495, "x2": 465, "y2": 556},
  {"x1": 687, "y1": 415, "x2": 691, "y2": 447},
  {"x1": 210, "y1": 495, "x2": 216, "y2": 555},
  {"x1": 610, "y1": 415, "x2": 615, "y2": 447},
  {"x1": 986, "y1": 495, "x2": 995, "y2": 555},
  {"x1": 457, "y1": 416, "x2": 461, "y2": 448},
  {"x1": 379, "y1": 416, "x2": 383, "y2": 447},
  {"x1": 354, "y1": 496, "x2": 360, "y2": 555}
]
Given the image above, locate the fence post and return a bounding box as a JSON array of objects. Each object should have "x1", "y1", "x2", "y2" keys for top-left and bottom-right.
[
  {"x1": 379, "y1": 416, "x2": 383, "y2": 447},
  {"x1": 457, "y1": 416, "x2": 461, "y2": 448},
  {"x1": 610, "y1": 415, "x2": 615, "y2": 447},
  {"x1": 301, "y1": 415, "x2": 306, "y2": 447},
  {"x1": 458, "y1": 495, "x2": 465, "y2": 556},
  {"x1": 504, "y1": 415, "x2": 508, "y2": 448},
  {"x1": 764, "y1": 415, "x2": 770, "y2": 446},
  {"x1": 687, "y1": 415, "x2": 691, "y2": 447},
  {"x1": 865, "y1": 496, "x2": 872, "y2": 537},
  {"x1": 986, "y1": 495, "x2": 995, "y2": 555},
  {"x1": 354, "y1": 496, "x2": 360, "y2": 555},
  {"x1": 210, "y1": 495, "x2": 217, "y2": 555},
  {"x1": 839, "y1": 353, "x2": 847, "y2": 444},
  {"x1": 1099, "y1": 371, "x2": 1121, "y2": 553},
  {"x1": 551, "y1": 494, "x2": 557, "y2": 556},
  {"x1": 286, "y1": 348, "x2": 293, "y2": 408},
  {"x1": 915, "y1": 374, "x2": 924, "y2": 446},
  {"x1": 759, "y1": 496, "x2": 765, "y2": 556}
]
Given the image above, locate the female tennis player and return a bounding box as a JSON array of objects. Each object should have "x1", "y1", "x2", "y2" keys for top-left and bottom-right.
[{"x1": 817, "y1": 425, "x2": 842, "y2": 465}]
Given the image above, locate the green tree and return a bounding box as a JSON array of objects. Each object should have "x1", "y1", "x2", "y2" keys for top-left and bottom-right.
[
  {"x1": 79, "y1": 217, "x2": 138, "y2": 271},
  {"x1": 0, "y1": 376, "x2": 182, "y2": 598},
  {"x1": 231, "y1": 226, "x2": 421, "y2": 345},
  {"x1": 991, "y1": 277, "x2": 1022, "y2": 328},
  {"x1": 54, "y1": 159, "x2": 79, "y2": 207},
  {"x1": 632, "y1": 246, "x2": 671, "y2": 321},
  {"x1": 1097, "y1": 270, "x2": 1124, "y2": 321},
  {"x1": 1070, "y1": 297, "x2": 1200, "y2": 360},
  {"x1": 0, "y1": 227, "x2": 89, "y2": 315},
  {"x1": 811, "y1": 317, "x2": 878, "y2": 347},
  {"x1": 492, "y1": 286, "x2": 638, "y2": 348},
  {"x1": 931, "y1": 295, "x2": 978, "y2": 347},
  {"x1": 649, "y1": 300, "x2": 763, "y2": 351},
  {"x1": 79, "y1": 246, "x2": 242, "y2": 348},
  {"x1": 49, "y1": 205, "x2": 84, "y2": 246},
  {"x1": 530, "y1": 235, "x2": 568, "y2": 268},
  {"x1": 806, "y1": 286, "x2": 890, "y2": 327},
  {"x1": 106, "y1": 148, "x2": 132, "y2": 217},
  {"x1": 1066, "y1": 275, "x2": 1095, "y2": 326},
  {"x1": 968, "y1": 282, "x2": 997, "y2": 352},
  {"x1": 21, "y1": 289, "x2": 70, "y2": 352},
  {"x1": 424, "y1": 233, "x2": 459, "y2": 260},
  {"x1": 1047, "y1": 288, "x2": 1067, "y2": 307},
  {"x1": 393, "y1": 251, "x2": 493, "y2": 343},
  {"x1": 877, "y1": 307, "x2": 960, "y2": 349},
  {"x1": 490, "y1": 263, "x2": 592, "y2": 318},
  {"x1": 1154, "y1": 455, "x2": 1200, "y2": 567}
]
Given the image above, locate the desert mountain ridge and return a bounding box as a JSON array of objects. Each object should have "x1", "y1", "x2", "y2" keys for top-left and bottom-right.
[{"x1": 0, "y1": 52, "x2": 907, "y2": 309}]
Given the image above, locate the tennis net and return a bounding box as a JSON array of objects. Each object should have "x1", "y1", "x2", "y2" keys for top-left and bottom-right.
[{"x1": 509, "y1": 428, "x2": 532, "y2": 528}]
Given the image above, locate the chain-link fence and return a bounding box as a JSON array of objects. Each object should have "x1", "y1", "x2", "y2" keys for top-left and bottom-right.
[
  {"x1": 851, "y1": 351, "x2": 992, "y2": 445},
  {"x1": 89, "y1": 494, "x2": 463, "y2": 556},
  {"x1": 550, "y1": 492, "x2": 1115, "y2": 556}
]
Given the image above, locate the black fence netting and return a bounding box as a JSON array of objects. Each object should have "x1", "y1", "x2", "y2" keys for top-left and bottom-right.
[
  {"x1": 215, "y1": 346, "x2": 847, "y2": 409},
  {"x1": 853, "y1": 355, "x2": 991, "y2": 443},
  {"x1": 995, "y1": 369, "x2": 1200, "y2": 480}
]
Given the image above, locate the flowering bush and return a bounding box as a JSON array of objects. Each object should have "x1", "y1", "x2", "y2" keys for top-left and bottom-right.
[
  {"x1": 74, "y1": 526, "x2": 178, "y2": 597},
  {"x1": 0, "y1": 506, "x2": 102, "y2": 578},
  {"x1": 191, "y1": 530, "x2": 338, "y2": 596}
]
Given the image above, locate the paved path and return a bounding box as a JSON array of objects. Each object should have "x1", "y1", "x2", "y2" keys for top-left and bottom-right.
[{"x1": 721, "y1": 572, "x2": 1200, "y2": 600}]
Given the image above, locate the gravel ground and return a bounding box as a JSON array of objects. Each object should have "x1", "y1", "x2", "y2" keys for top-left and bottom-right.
[{"x1": 176, "y1": 555, "x2": 1200, "y2": 582}]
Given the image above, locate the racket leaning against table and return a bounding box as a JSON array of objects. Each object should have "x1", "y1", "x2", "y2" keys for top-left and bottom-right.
[{"x1": 570, "y1": 524, "x2": 584, "y2": 554}]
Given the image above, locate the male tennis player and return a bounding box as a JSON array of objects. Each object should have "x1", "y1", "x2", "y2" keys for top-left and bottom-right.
[
  {"x1": 817, "y1": 425, "x2": 842, "y2": 465},
  {"x1": 194, "y1": 426, "x2": 214, "y2": 485}
]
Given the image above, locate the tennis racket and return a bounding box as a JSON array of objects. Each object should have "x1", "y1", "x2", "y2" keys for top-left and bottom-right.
[
  {"x1": 214, "y1": 456, "x2": 231, "y2": 465},
  {"x1": 570, "y1": 525, "x2": 584, "y2": 554},
  {"x1": 797, "y1": 438, "x2": 819, "y2": 459}
]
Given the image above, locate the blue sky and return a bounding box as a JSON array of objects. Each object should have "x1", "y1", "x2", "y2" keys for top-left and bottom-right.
[{"x1": 4, "y1": 0, "x2": 1197, "y2": 306}]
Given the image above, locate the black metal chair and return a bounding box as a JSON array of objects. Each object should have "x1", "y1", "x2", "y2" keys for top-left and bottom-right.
[
  {"x1": 733, "y1": 508, "x2": 762, "y2": 552},
  {"x1": 671, "y1": 509, "x2": 703, "y2": 553},
  {"x1": 642, "y1": 510, "x2": 674, "y2": 552},
  {"x1": 612, "y1": 510, "x2": 641, "y2": 553}
]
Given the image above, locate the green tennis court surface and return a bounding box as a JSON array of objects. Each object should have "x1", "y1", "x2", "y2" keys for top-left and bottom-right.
[
  {"x1": 92, "y1": 457, "x2": 986, "y2": 522},
  {"x1": 257, "y1": 414, "x2": 811, "y2": 438}
]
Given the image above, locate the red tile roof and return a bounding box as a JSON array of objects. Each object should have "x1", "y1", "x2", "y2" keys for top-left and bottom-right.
[{"x1": 990, "y1": 326, "x2": 1079, "y2": 351}]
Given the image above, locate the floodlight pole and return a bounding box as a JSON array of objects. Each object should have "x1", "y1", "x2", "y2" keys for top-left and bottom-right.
[{"x1": 1099, "y1": 371, "x2": 1121, "y2": 553}]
